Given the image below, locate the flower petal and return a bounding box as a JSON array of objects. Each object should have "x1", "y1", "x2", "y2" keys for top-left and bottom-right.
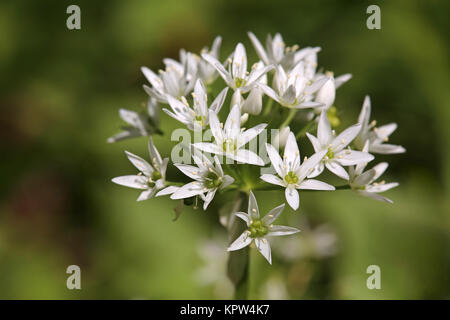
[
  {"x1": 318, "y1": 110, "x2": 332, "y2": 146},
  {"x1": 228, "y1": 231, "x2": 252, "y2": 251},
  {"x1": 155, "y1": 186, "x2": 179, "y2": 197},
  {"x1": 255, "y1": 238, "x2": 272, "y2": 264},
  {"x1": 268, "y1": 225, "x2": 300, "y2": 236},
  {"x1": 248, "y1": 32, "x2": 270, "y2": 65},
  {"x1": 175, "y1": 164, "x2": 202, "y2": 180},
  {"x1": 298, "y1": 179, "x2": 335, "y2": 191},
  {"x1": 366, "y1": 182, "x2": 399, "y2": 193},
  {"x1": 170, "y1": 182, "x2": 204, "y2": 199},
  {"x1": 234, "y1": 149, "x2": 264, "y2": 166},
  {"x1": 265, "y1": 143, "x2": 284, "y2": 177},
  {"x1": 248, "y1": 190, "x2": 260, "y2": 219},
  {"x1": 262, "y1": 203, "x2": 285, "y2": 225},
  {"x1": 224, "y1": 104, "x2": 241, "y2": 140},
  {"x1": 260, "y1": 174, "x2": 285, "y2": 187},
  {"x1": 284, "y1": 132, "x2": 300, "y2": 172},
  {"x1": 325, "y1": 161, "x2": 349, "y2": 180},
  {"x1": 298, "y1": 149, "x2": 327, "y2": 180},
  {"x1": 335, "y1": 150, "x2": 374, "y2": 166},
  {"x1": 125, "y1": 151, "x2": 153, "y2": 175},
  {"x1": 112, "y1": 175, "x2": 148, "y2": 189},
  {"x1": 285, "y1": 187, "x2": 300, "y2": 210},
  {"x1": 331, "y1": 123, "x2": 361, "y2": 152},
  {"x1": 237, "y1": 123, "x2": 267, "y2": 148},
  {"x1": 137, "y1": 188, "x2": 156, "y2": 201}
]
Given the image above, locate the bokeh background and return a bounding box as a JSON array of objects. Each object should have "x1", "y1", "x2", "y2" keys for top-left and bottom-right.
[{"x1": 1, "y1": 0, "x2": 449, "y2": 299}]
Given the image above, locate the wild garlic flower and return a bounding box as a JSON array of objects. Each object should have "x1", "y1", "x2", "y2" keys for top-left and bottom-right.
[
  {"x1": 348, "y1": 141, "x2": 399, "y2": 203},
  {"x1": 193, "y1": 104, "x2": 267, "y2": 165},
  {"x1": 354, "y1": 96, "x2": 406, "y2": 154},
  {"x1": 112, "y1": 138, "x2": 168, "y2": 201},
  {"x1": 227, "y1": 191, "x2": 300, "y2": 264},
  {"x1": 171, "y1": 153, "x2": 234, "y2": 209},
  {"x1": 262, "y1": 132, "x2": 335, "y2": 210},
  {"x1": 202, "y1": 43, "x2": 273, "y2": 93},
  {"x1": 164, "y1": 79, "x2": 228, "y2": 131},
  {"x1": 142, "y1": 53, "x2": 197, "y2": 103},
  {"x1": 107, "y1": 97, "x2": 159, "y2": 143},
  {"x1": 260, "y1": 62, "x2": 327, "y2": 109},
  {"x1": 306, "y1": 110, "x2": 374, "y2": 180}
]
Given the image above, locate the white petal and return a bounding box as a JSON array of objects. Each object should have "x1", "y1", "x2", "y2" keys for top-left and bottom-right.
[
  {"x1": 137, "y1": 188, "x2": 156, "y2": 201},
  {"x1": 318, "y1": 110, "x2": 332, "y2": 146},
  {"x1": 234, "y1": 149, "x2": 264, "y2": 166},
  {"x1": 207, "y1": 110, "x2": 224, "y2": 143},
  {"x1": 201, "y1": 53, "x2": 232, "y2": 85},
  {"x1": 259, "y1": 84, "x2": 281, "y2": 103},
  {"x1": 248, "y1": 32, "x2": 270, "y2": 65},
  {"x1": 260, "y1": 174, "x2": 285, "y2": 187},
  {"x1": 210, "y1": 87, "x2": 229, "y2": 113},
  {"x1": 125, "y1": 151, "x2": 153, "y2": 175},
  {"x1": 155, "y1": 186, "x2": 179, "y2": 197},
  {"x1": 265, "y1": 143, "x2": 284, "y2": 177},
  {"x1": 353, "y1": 169, "x2": 377, "y2": 186},
  {"x1": 248, "y1": 190, "x2": 260, "y2": 219},
  {"x1": 334, "y1": 73, "x2": 352, "y2": 88},
  {"x1": 285, "y1": 187, "x2": 300, "y2": 210},
  {"x1": 298, "y1": 179, "x2": 335, "y2": 191},
  {"x1": 357, "y1": 190, "x2": 393, "y2": 204},
  {"x1": 298, "y1": 149, "x2": 327, "y2": 180},
  {"x1": 221, "y1": 175, "x2": 234, "y2": 189},
  {"x1": 283, "y1": 132, "x2": 300, "y2": 171},
  {"x1": 148, "y1": 137, "x2": 163, "y2": 167},
  {"x1": 192, "y1": 142, "x2": 222, "y2": 155},
  {"x1": 370, "y1": 143, "x2": 406, "y2": 154},
  {"x1": 119, "y1": 109, "x2": 141, "y2": 127},
  {"x1": 246, "y1": 65, "x2": 274, "y2": 87},
  {"x1": 335, "y1": 150, "x2": 374, "y2": 166},
  {"x1": 331, "y1": 123, "x2": 362, "y2": 152},
  {"x1": 262, "y1": 203, "x2": 285, "y2": 225},
  {"x1": 237, "y1": 123, "x2": 267, "y2": 148},
  {"x1": 255, "y1": 238, "x2": 272, "y2": 264},
  {"x1": 232, "y1": 43, "x2": 247, "y2": 79},
  {"x1": 112, "y1": 175, "x2": 147, "y2": 189},
  {"x1": 325, "y1": 162, "x2": 349, "y2": 180},
  {"x1": 141, "y1": 66, "x2": 163, "y2": 90},
  {"x1": 224, "y1": 104, "x2": 241, "y2": 140},
  {"x1": 366, "y1": 182, "x2": 399, "y2": 193},
  {"x1": 234, "y1": 212, "x2": 251, "y2": 225},
  {"x1": 306, "y1": 133, "x2": 321, "y2": 152},
  {"x1": 228, "y1": 231, "x2": 252, "y2": 251},
  {"x1": 175, "y1": 164, "x2": 202, "y2": 180},
  {"x1": 202, "y1": 189, "x2": 217, "y2": 210},
  {"x1": 358, "y1": 95, "x2": 371, "y2": 130},
  {"x1": 371, "y1": 162, "x2": 389, "y2": 181},
  {"x1": 268, "y1": 225, "x2": 300, "y2": 236},
  {"x1": 170, "y1": 182, "x2": 204, "y2": 199},
  {"x1": 306, "y1": 162, "x2": 324, "y2": 178}
]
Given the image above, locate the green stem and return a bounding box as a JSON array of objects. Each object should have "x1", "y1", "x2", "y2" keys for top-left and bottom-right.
[
  {"x1": 262, "y1": 98, "x2": 274, "y2": 117},
  {"x1": 280, "y1": 108, "x2": 297, "y2": 129},
  {"x1": 296, "y1": 120, "x2": 317, "y2": 139}
]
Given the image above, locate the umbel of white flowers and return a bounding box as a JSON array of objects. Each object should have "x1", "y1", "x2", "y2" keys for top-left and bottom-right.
[{"x1": 109, "y1": 32, "x2": 406, "y2": 264}]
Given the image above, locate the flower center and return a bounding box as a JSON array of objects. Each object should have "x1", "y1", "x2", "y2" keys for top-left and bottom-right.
[
  {"x1": 148, "y1": 170, "x2": 162, "y2": 188},
  {"x1": 326, "y1": 147, "x2": 334, "y2": 159},
  {"x1": 284, "y1": 171, "x2": 298, "y2": 184},
  {"x1": 204, "y1": 171, "x2": 222, "y2": 189},
  {"x1": 222, "y1": 138, "x2": 236, "y2": 152},
  {"x1": 249, "y1": 219, "x2": 268, "y2": 238},
  {"x1": 235, "y1": 77, "x2": 246, "y2": 88},
  {"x1": 194, "y1": 115, "x2": 204, "y2": 127}
]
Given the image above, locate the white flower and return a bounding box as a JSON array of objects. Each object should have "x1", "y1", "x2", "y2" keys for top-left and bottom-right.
[
  {"x1": 164, "y1": 79, "x2": 228, "y2": 131},
  {"x1": 241, "y1": 86, "x2": 263, "y2": 115},
  {"x1": 348, "y1": 141, "x2": 399, "y2": 203},
  {"x1": 260, "y1": 62, "x2": 327, "y2": 109},
  {"x1": 112, "y1": 137, "x2": 169, "y2": 201},
  {"x1": 306, "y1": 110, "x2": 374, "y2": 180},
  {"x1": 202, "y1": 43, "x2": 273, "y2": 92},
  {"x1": 193, "y1": 104, "x2": 267, "y2": 166},
  {"x1": 354, "y1": 96, "x2": 406, "y2": 154},
  {"x1": 171, "y1": 153, "x2": 234, "y2": 209},
  {"x1": 261, "y1": 132, "x2": 335, "y2": 210},
  {"x1": 107, "y1": 97, "x2": 160, "y2": 143},
  {"x1": 247, "y1": 32, "x2": 298, "y2": 69},
  {"x1": 198, "y1": 36, "x2": 222, "y2": 85},
  {"x1": 272, "y1": 126, "x2": 291, "y2": 149},
  {"x1": 227, "y1": 191, "x2": 300, "y2": 264},
  {"x1": 142, "y1": 52, "x2": 197, "y2": 103}
]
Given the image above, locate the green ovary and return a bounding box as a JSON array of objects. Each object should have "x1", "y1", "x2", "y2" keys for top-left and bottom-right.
[
  {"x1": 284, "y1": 171, "x2": 299, "y2": 184},
  {"x1": 249, "y1": 220, "x2": 268, "y2": 238},
  {"x1": 235, "y1": 77, "x2": 246, "y2": 88},
  {"x1": 222, "y1": 138, "x2": 236, "y2": 152},
  {"x1": 326, "y1": 147, "x2": 334, "y2": 159},
  {"x1": 148, "y1": 170, "x2": 162, "y2": 187},
  {"x1": 204, "y1": 171, "x2": 222, "y2": 189}
]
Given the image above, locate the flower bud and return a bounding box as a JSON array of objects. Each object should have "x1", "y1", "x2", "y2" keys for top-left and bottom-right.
[
  {"x1": 242, "y1": 87, "x2": 262, "y2": 115},
  {"x1": 316, "y1": 76, "x2": 335, "y2": 110},
  {"x1": 240, "y1": 113, "x2": 249, "y2": 125}
]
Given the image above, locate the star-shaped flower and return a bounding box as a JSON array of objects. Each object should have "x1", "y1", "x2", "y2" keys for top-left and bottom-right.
[
  {"x1": 354, "y1": 96, "x2": 406, "y2": 154},
  {"x1": 171, "y1": 152, "x2": 234, "y2": 209},
  {"x1": 261, "y1": 132, "x2": 335, "y2": 210},
  {"x1": 227, "y1": 191, "x2": 300, "y2": 264},
  {"x1": 306, "y1": 110, "x2": 374, "y2": 180},
  {"x1": 164, "y1": 79, "x2": 228, "y2": 131},
  {"x1": 112, "y1": 137, "x2": 169, "y2": 201},
  {"x1": 348, "y1": 141, "x2": 399, "y2": 203},
  {"x1": 193, "y1": 104, "x2": 267, "y2": 166},
  {"x1": 260, "y1": 62, "x2": 327, "y2": 109},
  {"x1": 202, "y1": 43, "x2": 273, "y2": 92}
]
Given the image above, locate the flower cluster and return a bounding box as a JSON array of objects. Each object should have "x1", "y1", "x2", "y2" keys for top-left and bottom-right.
[{"x1": 109, "y1": 32, "x2": 405, "y2": 264}]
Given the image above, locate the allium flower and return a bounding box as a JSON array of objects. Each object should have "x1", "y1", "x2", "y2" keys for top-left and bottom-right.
[
  {"x1": 164, "y1": 79, "x2": 228, "y2": 131},
  {"x1": 261, "y1": 132, "x2": 335, "y2": 210},
  {"x1": 354, "y1": 96, "x2": 406, "y2": 154},
  {"x1": 107, "y1": 97, "x2": 160, "y2": 143},
  {"x1": 227, "y1": 191, "x2": 300, "y2": 264},
  {"x1": 142, "y1": 52, "x2": 197, "y2": 103},
  {"x1": 193, "y1": 104, "x2": 267, "y2": 165},
  {"x1": 260, "y1": 62, "x2": 327, "y2": 109},
  {"x1": 348, "y1": 142, "x2": 399, "y2": 203},
  {"x1": 112, "y1": 137, "x2": 168, "y2": 201},
  {"x1": 306, "y1": 111, "x2": 374, "y2": 180},
  {"x1": 202, "y1": 43, "x2": 273, "y2": 92},
  {"x1": 171, "y1": 153, "x2": 234, "y2": 209}
]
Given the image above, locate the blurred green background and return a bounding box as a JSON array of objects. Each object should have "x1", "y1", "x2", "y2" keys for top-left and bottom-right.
[{"x1": 0, "y1": 0, "x2": 449, "y2": 299}]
